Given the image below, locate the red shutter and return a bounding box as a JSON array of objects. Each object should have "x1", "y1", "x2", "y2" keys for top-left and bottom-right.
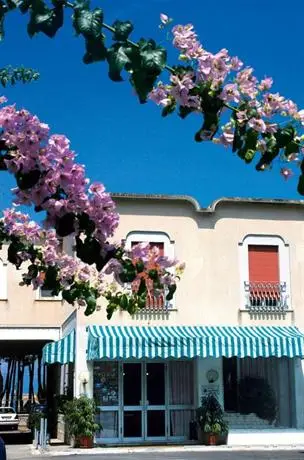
[
  {"x1": 248, "y1": 245, "x2": 279, "y2": 282},
  {"x1": 131, "y1": 241, "x2": 164, "y2": 309}
]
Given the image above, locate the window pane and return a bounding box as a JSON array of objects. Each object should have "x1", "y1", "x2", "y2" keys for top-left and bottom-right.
[
  {"x1": 147, "y1": 363, "x2": 165, "y2": 405},
  {"x1": 40, "y1": 289, "x2": 53, "y2": 298},
  {"x1": 96, "y1": 411, "x2": 118, "y2": 438},
  {"x1": 170, "y1": 409, "x2": 193, "y2": 437},
  {"x1": 147, "y1": 410, "x2": 165, "y2": 437},
  {"x1": 124, "y1": 411, "x2": 142, "y2": 438},
  {"x1": 169, "y1": 361, "x2": 194, "y2": 405},
  {"x1": 123, "y1": 363, "x2": 141, "y2": 406},
  {"x1": 93, "y1": 362, "x2": 119, "y2": 406}
]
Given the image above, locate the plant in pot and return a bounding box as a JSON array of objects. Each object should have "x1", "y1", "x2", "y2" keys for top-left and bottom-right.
[
  {"x1": 63, "y1": 395, "x2": 100, "y2": 448},
  {"x1": 196, "y1": 392, "x2": 228, "y2": 445}
]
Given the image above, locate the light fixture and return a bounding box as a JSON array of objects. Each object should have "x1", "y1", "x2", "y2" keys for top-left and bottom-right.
[
  {"x1": 78, "y1": 371, "x2": 89, "y2": 385},
  {"x1": 206, "y1": 369, "x2": 219, "y2": 384}
]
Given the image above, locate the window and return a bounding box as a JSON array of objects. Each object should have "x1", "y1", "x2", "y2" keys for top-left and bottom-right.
[
  {"x1": 36, "y1": 288, "x2": 61, "y2": 301},
  {"x1": 125, "y1": 232, "x2": 174, "y2": 311},
  {"x1": 0, "y1": 257, "x2": 7, "y2": 300},
  {"x1": 239, "y1": 235, "x2": 290, "y2": 312},
  {"x1": 131, "y1": 241, "x2": 165, "y2": 309}
]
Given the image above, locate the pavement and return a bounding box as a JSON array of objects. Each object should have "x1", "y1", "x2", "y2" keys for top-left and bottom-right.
[
  {"x1": 6, "y1": 446, "x2": 304, "y2": 460},
  {"x1": 6, "y1": 444, "x2": 304, "y2": 460}
]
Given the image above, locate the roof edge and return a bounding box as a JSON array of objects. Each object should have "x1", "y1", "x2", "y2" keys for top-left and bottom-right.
[{"x1": 110, "y1": 193, "x2": 304, "y2": 213}]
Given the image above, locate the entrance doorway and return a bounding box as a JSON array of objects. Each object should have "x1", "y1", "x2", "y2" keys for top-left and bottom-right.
[
  {"x1": 123, "y1": 362, "x2": 166, "y2": 440},
  {"x1": 94, "y1": 360, "x2": 194, "y2": 444}
]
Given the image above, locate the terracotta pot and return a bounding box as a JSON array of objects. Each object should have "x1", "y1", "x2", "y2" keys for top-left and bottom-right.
[
  {"x1": 197, "y1": 428, "x2": 228, "y2": 446},
  {"x1": 208, "y1": 434, "x2": 216, "y2": 445},
  {"x1": 79, "y1": 436, "x2": 93, "y2": 448}
]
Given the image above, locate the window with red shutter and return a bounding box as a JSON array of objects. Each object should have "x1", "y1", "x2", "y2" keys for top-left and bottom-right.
[
  {"x1": 248, "y1": 245, "x2": 280, "y2": 307},
  {"x1": 131, "y1": 241, "x2": 165, "y2": 310}
]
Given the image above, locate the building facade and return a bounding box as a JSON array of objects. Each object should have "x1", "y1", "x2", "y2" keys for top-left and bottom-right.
[{"x1": 31, "y1": 195, "x2": 304, "y2": 443}]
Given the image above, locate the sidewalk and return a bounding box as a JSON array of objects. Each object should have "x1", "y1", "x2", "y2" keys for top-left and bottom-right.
[{"x1": 32, "y1": 444, "x2": 304, "y2": 457}]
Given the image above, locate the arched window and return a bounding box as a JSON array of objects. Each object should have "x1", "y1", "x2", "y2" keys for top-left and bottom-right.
[{"x1": 125, "y1": 231, "x2": 175, "y2": 311}]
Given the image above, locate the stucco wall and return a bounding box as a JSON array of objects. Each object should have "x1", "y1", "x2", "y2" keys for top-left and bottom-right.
[
  {"x1": 0, "y1": 244, "x2": 75, "y2": 327},
  {"x1": 79, "y1": 198, "x2": 304, "y2": 329}
]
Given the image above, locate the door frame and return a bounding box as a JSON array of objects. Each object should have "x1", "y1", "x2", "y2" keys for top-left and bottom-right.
[{"x1": 95, "y1": 359, "x2": 194, "y2": 444}]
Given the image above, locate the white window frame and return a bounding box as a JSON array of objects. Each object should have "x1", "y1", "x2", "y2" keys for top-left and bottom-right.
[
  {"x1": 125, "y1": 231, "x2": 175, "y2": 310},
  {"x1": 238, "y1": 234, "x2": 291, "y2": 310},
  {"x1": 0, "y1": 258, "x2": 7, "y2": 300},
  {"x1": 36, "y1": 287, "x2": 62, "y2": 301}
]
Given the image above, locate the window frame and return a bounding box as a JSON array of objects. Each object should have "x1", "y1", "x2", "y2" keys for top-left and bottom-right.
[
  {"x1": 238, "y1": 235, "x2": 291, "y2": 310},
  {"x1": 36, "y1": 288, "x2": 62, "y2": 301},
  {"x1": 124, "y1": 231, "x2": 175, "y2": 310},
  {"x1": 0, "y1": 257, "x2": 7, "y2": 300}
]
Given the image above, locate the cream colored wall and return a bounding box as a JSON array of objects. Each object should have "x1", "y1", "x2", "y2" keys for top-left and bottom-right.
[
  {"x1": 80, "y1": 198, "x2": 304, "y2": 329},
  {"x1": 0, "y1": 244, "x2": 74, "y2": 327}
]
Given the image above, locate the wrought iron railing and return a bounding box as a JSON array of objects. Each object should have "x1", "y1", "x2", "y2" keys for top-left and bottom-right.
[
  {"x1": 126, "y1": 283, "x2": 174, "y2": 313},
  {"x1": 244, "y1": 281, "x2": 288, "y2": 312}
]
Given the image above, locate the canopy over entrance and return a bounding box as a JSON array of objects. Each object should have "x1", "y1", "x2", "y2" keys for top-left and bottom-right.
[
  {"x1": 87, "y1": 325, "x2": 304, "y2": 360},
  {"x1": 42, "y1": 330, "x2": 75, "y2": 364}
]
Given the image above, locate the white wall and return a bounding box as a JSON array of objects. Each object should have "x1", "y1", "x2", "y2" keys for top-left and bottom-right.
[{"x1": 196, "y1": 357, "x2": 224, "y2": 408}]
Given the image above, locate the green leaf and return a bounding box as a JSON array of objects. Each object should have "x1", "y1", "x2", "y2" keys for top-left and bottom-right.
[
  {"x1": 0, "y1": 1, "x2": 7, "y2": 40},
  {"x1": 7, "y1": 0, "x2": 31, "y2": 12},
  {"x1": 107, "y1": 43, "x2": 131, "y2": 81},
  {"x1": 166, "y1": 283, "x2": 176, "y2": 301},
  {"x1": 73, "y1": 7, "x2": 103, "y2": 39},
  {"x1": 120, "y1": 294, "x2": 129, "y2": 311},
  {"x1": 128, "y1": 39, "x2": 167, "y2": 103},
  {"x1": 15, "y1": 169, "x2": 41, "y2": 189},
  {"x1": 83, "y1": 34, "x2": 107, "y2": 63},
  {"x1": 178, "y1": 105, "x2": 193, "y2": 119},
  {"x1": 84, "y1": 295, "x2": 97, "y2": 315},
  {"x1": 255, "y1": 146, "x2": 280, "y2": 171},
  {"x1": 275, "y1": 125, "x2": 295, "y2": 149},
  {"x1": 112, "y1": 20, "x2": 133, "y2": 41},
  {"x1": 27, "y1": 0, "x2": 63, "y2": 38},
  {"x1": 243, "y1": 128, "x2": 259, "y2": 163},
  {"x1": 284, "y1": 140, "x2": 299, "y2": 158},
  {"x1": 297, "y1": 175, "x2": 304, "y2": 196},
  {"x1": 138, "y1": 38, "x2": 167, "y2": 74}
]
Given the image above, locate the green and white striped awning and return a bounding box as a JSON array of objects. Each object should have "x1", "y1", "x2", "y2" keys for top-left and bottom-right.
[
  {"x1": 87, "y1": 325, "x2": 304, "y2": 360},
  {"x1": 43, "y1": 330, "x2": 75, "y2": 364}
]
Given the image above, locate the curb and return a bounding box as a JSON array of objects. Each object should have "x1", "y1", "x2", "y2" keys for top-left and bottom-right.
[{"x1": 32, "y1": 445, "x2": 304, "y2": 456}]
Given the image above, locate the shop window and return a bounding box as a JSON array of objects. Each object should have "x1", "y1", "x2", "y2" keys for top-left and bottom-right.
[{"x1": 93, "y1": 362, "x2": 119, "y2": 406}]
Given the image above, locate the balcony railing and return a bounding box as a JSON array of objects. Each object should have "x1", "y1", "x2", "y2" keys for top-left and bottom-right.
[
  {"x1": 244, "y1": 281, "x2": 288, "y2": 313},
  {"x1": 126, "y1": 282, "x2": 174, "y2": 313}
]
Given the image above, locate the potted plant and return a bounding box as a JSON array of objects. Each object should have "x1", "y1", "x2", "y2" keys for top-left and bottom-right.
[
  {"x1": 196, "y1": 392, "x2": 228, "y2": 445},
  {"x1": 63, "y1": 395, "x2": 100, "y2": 448}
]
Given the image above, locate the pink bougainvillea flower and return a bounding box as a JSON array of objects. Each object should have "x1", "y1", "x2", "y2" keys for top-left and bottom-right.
[{"x1": 280, "y1": 168, "x2": 293, "y2": 180}]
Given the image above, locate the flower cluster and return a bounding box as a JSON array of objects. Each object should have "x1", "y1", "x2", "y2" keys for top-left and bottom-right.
[
  {"x1": 0, "y1": 100, "x2": 183, "y2": 316},
  {"x1": 0, "y1": 104, "x2": 119, "y2": 244},
  {"x1": 1, "y1": 205, "x2": 181, "y2": 316},
  {"x1": 150, "y1": 22, "x2": 304, "y2": 185}
]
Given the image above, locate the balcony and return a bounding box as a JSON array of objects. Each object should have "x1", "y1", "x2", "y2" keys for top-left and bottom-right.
[
  {"x1": 244, "y1": 281, "x2": 288, "y2": 313},
  {"x1": 126, "y1": 282, "x2": 175, "y2": 314}
]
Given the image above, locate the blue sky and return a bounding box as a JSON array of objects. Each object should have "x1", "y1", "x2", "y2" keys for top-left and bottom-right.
[{"x1": 0, "y1": 0, "x2": 303, "y2": 208}]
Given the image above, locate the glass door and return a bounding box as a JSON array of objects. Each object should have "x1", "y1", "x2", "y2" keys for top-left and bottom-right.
[
  {"x1": 122, "y1": 363, "x2": 144, "y2": 441},
  {"x1": 93, "y1": 361, "x2": 120, "y2": 443},
  {"x1": 145, "y1": 362, "x2": 167, "y2": 440}
]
